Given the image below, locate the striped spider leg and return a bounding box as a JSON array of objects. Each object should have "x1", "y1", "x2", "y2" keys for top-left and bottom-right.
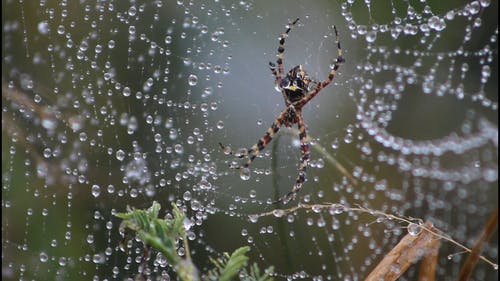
[
  {"x1": 220, "y1": 18, "x2": 344, "y2": 204},
  {"x1": 269, "y1": 17, "x2": 300, "y2": 104},
  {"x1": 219, "y1": 109, "x2": 287, "y2": 173}
]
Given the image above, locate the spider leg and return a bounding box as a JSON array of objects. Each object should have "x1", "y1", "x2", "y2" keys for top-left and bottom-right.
[
  {"x1": 269, "y1": 61, "x2": 279, "y2": 85},
  {"x1": 276, "y1": 18, "x2": 300, "y2": 79},
  {"x1": 269, "y1": 61, "x2": 290, "y2": 104},
  {"x1": 218, "y1": 142, "x2": 250, "y2": 159},
  {"x1": 274, "y1": 111, "x2": 310, "y2": 204},
  {"x1": 295, "y1": 25, "x2": 345, "y2": 108},
  {"x1": 221, "y1": 109, "x2": 287, "y2": 170}
]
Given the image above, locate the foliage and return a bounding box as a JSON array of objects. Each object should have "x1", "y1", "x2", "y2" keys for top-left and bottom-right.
[
  {"x1": 116, "y1": 202, "x2": 273, "y2": 281},
  {"x1": 205, "y1": 247, "x2": 274, "y2": 281}
]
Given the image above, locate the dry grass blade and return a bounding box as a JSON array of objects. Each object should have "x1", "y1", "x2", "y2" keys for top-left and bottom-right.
[
  {"x1": 364, "y1": 222, "x2": 440, "y2": 281},
  {"x1": 417, "y1": 232, "x2": 440, "y2": 281},
  {"x1": 310, "y1": 141, "x2": 358, "y2": 186},
  {"x1": 457, "y1": 207, "x2": 498, "y2": 281},
  {"x1": 254, "y1": 203, "x2": 498, "y2": 271}
]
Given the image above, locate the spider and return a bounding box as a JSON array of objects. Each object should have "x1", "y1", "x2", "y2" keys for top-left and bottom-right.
[{"x1": 220, "y1": 18, "x2": 345, "y2": 204}]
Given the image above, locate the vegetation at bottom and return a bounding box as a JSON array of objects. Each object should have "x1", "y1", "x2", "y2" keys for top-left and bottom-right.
[{"x1": 116, "y1": 201, "x2": 274, "y2": 281}]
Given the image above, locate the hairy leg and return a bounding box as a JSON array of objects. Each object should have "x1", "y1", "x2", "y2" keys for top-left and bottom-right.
[
  {"x1": 276, "y1": 18, "x2": 300, "y2": 78},
  {"x1": 275, "y1": 111, "x2": 310, "y2": 204},
  {"x1": 220, "y1": 109, "x2": 288, "y2": 169},
  {"x1": 295, "y1": 25, "x2": 344, "y2": 108}
]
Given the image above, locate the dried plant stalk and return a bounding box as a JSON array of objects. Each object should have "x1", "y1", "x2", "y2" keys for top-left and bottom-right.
[
  {"x1": 458, "y1": 208, "x2": 498, "y2": 281},
  {"x1": 364, "y1": 222, "x2": 440, "y2": 281},
  {"x1": 417, "y1": 232, "x2": 440, "y2": 281},
  {"x1": 255, "y1": 203, "x2": 497, "y2": 269}
]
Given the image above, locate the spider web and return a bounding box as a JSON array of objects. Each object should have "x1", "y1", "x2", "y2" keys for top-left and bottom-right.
[{"x1": 2, "y1": 0, "x2": 498, "y2": 280}]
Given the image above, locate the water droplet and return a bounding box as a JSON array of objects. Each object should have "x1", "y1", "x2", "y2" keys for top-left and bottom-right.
[
  {"x1": 41, "y1": 117, "x2": 57, "y2": 130},
  {"x1": 211, "y1": 31, "x2": 219, "y2": 42},
  {"x1": 183, "y1": 191, "x2": 192, "y2": 201},
  {"x1": 483, "y1": 168, "x2": 498, "y2": 182},
  {"x1": 200, "y1": 103, "x2": 209, "y2": 112},
  {"x1": 91, "y1": 185, "x2": 101, "y2": 198},
  {"x1": 129, "y1": 188, "x2": 138, "y2": 198},
  {"x1": 59, "y1": 257, "x2": 67, "y2": 266},
  {"x1": 115, "y1": 150, "x2": 125, "y2": 161},
  {"x1": 356, "y1": 25, "x2": 367, "y2": 35},
  {"x1": 479, "y1": 0, "x2": 490, "y2": 7},
  {"x1": 273, "y1": 209, "x2": 285, "y2": 218},
  {"x1": 38, "y1": 21, "x2": 49, "y2": 35},
  {"x1": 183, "y1": 218, "x2": 194, "y2": 230},
  {"x1": 481, "y1": 65, "x2": 491, "y2": 83},
  {"x1": 127, "y1": 117, "x2": 138, "y2": 134},
  {"x1": 79, "y1": 132, "x2": 88, "y2": 142},
  {"x1": 87, "y1": 234, "x2": 95, "y2": 244},
  {"x1": 79, "y1": 40, "x2": 89, "y2": 52},
  {"x1": 122, "y1": 87, "x2": 131, "y2": 97},
  {"x1": 39, "y1": 252, "x2": 48, "y2": 262},
  {"x1": 428, "y1": 16, "x2": 446, "y2": 31},
  {"x1": 240, "y1": 167, "x2": 251, "y2": 180},
  {"x1": 312, "y1": 205, "x2": 322, "y2": 213},
  {"x1": 331, "y1": 139, "x2": 339, "y2": 149},
  {"x1": 344, "y1": 133, "x2": 353, "y2": 144},
  {"x1": 329, "y1": 204, "x2": 345, "y2": 215},
  {"x1": 92, "y1": 253, "x2": 105, "y2": 264},
  {"x1": 390, "y1": 264, "x2": 401, "y2": 274},
  {"x1": 248, "y1": 214, "x2": 259, "y2": 223},
  {"x1": 174, "y1": 144, "x2": 184, "y2": 154},
  {"x1": 199, "y1": 179, "x2": 212, "y2": 190},
  {"x1": 128, "y1": 25, "x2": 136, "y2": 35},
  {"x1": 366, "y1": 31, "x2": 377, "y2": 43},
  {"x1": 154, "y1": 133, "x2": 162, "y2": 143},
  {"x1": 68, "y1": 116, "x2": 83, "y2": 131},
  {"x1": 188, "y1": 74, "x2": 198, "y2": 86},
  {"x1": 203, "y1": 87, "x2": 213, "y2": 96},
  {"x1": 407, "y1": 223, "x2": 420, "y2": 236},
  {"x1": 317, "y1": 218, "x2": 326, "y2": 227},
  {"x1": 43, "y1": 148, "x2": 52, "y2": 158},
  {"x1": 128, "y1": 5, "x2": 137, "y2": 16}
]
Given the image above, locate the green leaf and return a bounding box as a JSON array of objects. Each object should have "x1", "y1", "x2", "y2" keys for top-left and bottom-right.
[
  {"x1": 116, "y1": 203, "x2": 272, "y2": 281},
  {"x1": 247, "y1": 264, "x2": 274, "y2": 281},
  {"x1": 218, "y1": 246, "x2": 250, "y2": 281}
]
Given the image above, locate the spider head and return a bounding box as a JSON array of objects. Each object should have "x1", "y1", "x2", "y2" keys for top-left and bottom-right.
[{"x1": 281, "y1": 65, "x2": 311, "y2": 103}]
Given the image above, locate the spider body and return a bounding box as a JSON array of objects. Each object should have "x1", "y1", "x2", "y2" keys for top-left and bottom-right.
[
  {"x1": 282, "y1": 107, "x2": 299, "y2": 127},
  {"x1": 281, "y1": 65, "x2": 311, "y2": 104},
  {"x1": 220, "y1": 18, "x2": 344, "y2": 204}
]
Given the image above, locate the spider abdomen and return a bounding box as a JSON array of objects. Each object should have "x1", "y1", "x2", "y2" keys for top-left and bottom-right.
[
  {"x1": 283, "y1": 88, "x2": 306, "y2": 103},
  {"x1": 284, "y1": 107, "x2": 300, "y2": 127},
  {"x1": 281, "y1": 65, "x2": 311, "y2": 104}
]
